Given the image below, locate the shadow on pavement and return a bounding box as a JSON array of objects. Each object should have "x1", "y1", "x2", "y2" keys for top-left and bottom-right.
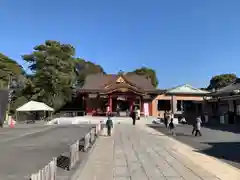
[
  {"x1": 203, "y1": 124, "x2": 240, "y2": 134},
  {"x1": 147, "y1": 124, "x2": 193, "y2": 137},
  {"x1": 147, "y1": 124, "x2": 240, "y2": 169},
  {"x1": 198, "y1": 142, "x2": 240, "y2": 167}
]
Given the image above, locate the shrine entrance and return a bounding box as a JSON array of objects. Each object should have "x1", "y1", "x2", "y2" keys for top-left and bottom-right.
[
  {"x1": 109, "y1": 92, "x2": 143, "y2": 117},
  {"x1": 114, "y1": 98, "x2": 130, "y2": 112}
]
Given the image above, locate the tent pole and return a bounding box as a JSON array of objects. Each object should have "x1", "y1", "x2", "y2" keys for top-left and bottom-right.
[{"x1": 44, "y1": 111, "x2": 46, "y2": 121}]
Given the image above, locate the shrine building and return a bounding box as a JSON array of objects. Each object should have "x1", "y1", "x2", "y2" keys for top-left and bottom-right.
[
  {"x1": 74, "y1": 73, "x2": 209, "y2": 117},
  {"x1": 77, "y1": 73, "x2": 161, "y2": 116}
]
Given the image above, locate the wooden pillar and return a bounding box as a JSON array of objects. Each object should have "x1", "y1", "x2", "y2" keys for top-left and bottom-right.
[
  {"x1": 140, "y1": 97, "x2": 144, "y2": 113},
  {"x1": 171, "y1": 95, "x2": 176, "y2": 114},
  {"x1": 149, "y1": 102, "x2": 152, "y2": 116}
]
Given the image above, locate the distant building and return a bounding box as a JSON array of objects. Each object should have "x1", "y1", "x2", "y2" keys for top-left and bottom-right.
[
  {"x1": 205, "y1": 78, "x2": 240, "y2": 124},
  {"x1": 68, "y1": 73, "x2": 208, "y2": 119},
  {"x1": 152, "y1": 84, "x2": 209, "y2": 120},
  {"x1": 77, "y1": 73, "x2": 161, "y2": 116}
]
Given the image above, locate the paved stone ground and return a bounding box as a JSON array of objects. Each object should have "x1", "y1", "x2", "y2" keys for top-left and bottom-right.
[
  {"x1": 149, "y1": 124, "x2": 240, "y2": 168},
  {"x1": 78, "y1": 121, "x2": 220, "y2": 180},
  {"x1": 0, "y1": 125, "x2": 53, "y2": 143}
]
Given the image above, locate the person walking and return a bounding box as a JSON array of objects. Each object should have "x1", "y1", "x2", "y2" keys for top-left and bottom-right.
[
  {"x1": 192, "y1": 119, "x2": 196, "y2": 135},
  {"x1": 195, "y1": 116, "x2": 202, "y2": 136},
  {"x1": 164, "y1": 111, "x2": 168, "y2": 128},
  {"x1": 167, "y1": 111, "x2": 172, "y2": 128},
  {"x1": 131, "y1": 107, "x2": 137, "y2": 125},
  {"x1": 169, "y1": 118, "x2": 176, "y2": 136},
  {"x1": 106, "y1": 115, "x2": 113, "y2": 136}
]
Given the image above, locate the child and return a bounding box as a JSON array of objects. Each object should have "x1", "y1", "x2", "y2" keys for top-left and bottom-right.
[
  {"x1": 169, "y1": 118, "x2": 176, "y2": 136},
  {"x1": 106, "y1": 116, "x2": 113, "y2": 136}
]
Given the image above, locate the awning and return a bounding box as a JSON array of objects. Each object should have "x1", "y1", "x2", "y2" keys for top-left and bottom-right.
[{"x1": 16, "y1": 101, "x2": 54, "y2": 112}]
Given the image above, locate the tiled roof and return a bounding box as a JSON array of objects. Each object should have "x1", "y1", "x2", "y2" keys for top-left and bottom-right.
[
  {"x1": 80, "y1": 73, "x2": 156, "y2": 91},
  {"x1": 166, "y1": 84, "x2": 209, "y2": 95},
  {"x1": 211, "y1": 78, "x2": 240, "y2": 96}
]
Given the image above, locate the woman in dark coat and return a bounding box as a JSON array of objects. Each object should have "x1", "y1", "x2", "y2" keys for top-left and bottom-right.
[
  {"x1": 131, "y1": 107, "x2": 137, "y2": 125},
  {"x1": 106, "y1": 116, "x2": 113, "y2": 136}
]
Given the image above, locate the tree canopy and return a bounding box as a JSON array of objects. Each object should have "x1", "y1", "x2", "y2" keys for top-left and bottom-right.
[
  {"x1": 128, "y1": 67, "x2": 159, "y2": 87},
  {"x1": 74, "y1": 58, "x2": 105, "y2": 87},
  {"x1": 0, "y1": 40, "x2": 107, "y2": 112},
  {"x1": 22, "y1": 40, "x2": 78, "y2": 109},
  {"x1": 207, "y1": 73, "x2": 237, "y2": 90},
  {"x1": 0, "y1": 53, "x2": 24, "y2": 88},
  {"x1": 0, "y1": 53, "x2": 28, "y2": 113}
]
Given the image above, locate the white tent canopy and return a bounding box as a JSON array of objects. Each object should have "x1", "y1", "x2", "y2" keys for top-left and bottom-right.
[{"x1": 16, "y1": 101, "x2": 54, "y2": 112}]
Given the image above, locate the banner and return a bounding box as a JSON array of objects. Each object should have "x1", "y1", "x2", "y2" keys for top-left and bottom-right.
[{"x1": 144, "y1": 103, "x2": 149, "y2": 117}]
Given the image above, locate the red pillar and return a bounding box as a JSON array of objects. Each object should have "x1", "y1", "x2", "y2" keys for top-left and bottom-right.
[
  {"x1": 108, "y1": 95, "x2": 112, "y2": 112},
  {"x1": 129, "y1": 98, "x2": 133, "y2": 111}
]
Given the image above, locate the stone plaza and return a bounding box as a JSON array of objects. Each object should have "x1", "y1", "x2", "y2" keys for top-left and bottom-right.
[{"x1": 77, "y1": 118, "x2": 240, "y2": 180}]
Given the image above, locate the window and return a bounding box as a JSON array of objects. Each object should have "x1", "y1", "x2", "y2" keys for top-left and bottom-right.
[
  {"x1": 177, "y1": 100, "x2": 183, "y2": 111},
  {"x1": 183, "y1": 100, "x2": 195, "y2": 112},
  {"x1": 157, "y1": 100, "x2": 171, "y2": 111},
  {"x1": 177, "y1": 100, "x2": 196, "y2": 112}
]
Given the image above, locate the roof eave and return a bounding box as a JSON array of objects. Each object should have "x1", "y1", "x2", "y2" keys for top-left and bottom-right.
[{"x1": 166, "y1": 92, "x2": 210, "y2": 96}]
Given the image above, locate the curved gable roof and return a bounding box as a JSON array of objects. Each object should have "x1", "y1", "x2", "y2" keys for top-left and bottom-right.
[
  {"x1": 81, "y1": 73, "x2": 155, "y2": 91},
  {"x1": 166, "y1": 84, "x2": 209, "y2": 95}
]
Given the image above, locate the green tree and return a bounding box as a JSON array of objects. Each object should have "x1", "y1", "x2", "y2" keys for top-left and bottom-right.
[
  {"x1": 0, "y1": 53, "x2": 24, "y2": 88},
  {"x1": 207, "y1": 73, "x2": 237, "y2": 90},
  {"x1": 129, "y1": 67, "x2": 158, "y2": 87},
  {"x1": 0, "y1": 53, "x2": 28, "y2": 113},
  {"x1": 22, "y1": 40, "x2": 77, "y2": 109},
  {"x1": 74, "y1": 58, "x2": 105, "y2": 87}
]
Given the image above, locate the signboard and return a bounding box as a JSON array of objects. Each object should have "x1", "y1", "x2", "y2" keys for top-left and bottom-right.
[
  {"x1": 100, "y1": 95, "x2": 108, "y2": 98},
  {"x1": 117, "y1": 96, "x2": 126, "y2": 101},
  {"x1": 88, "y1": 94, "x2": 98, "y2": 98}
]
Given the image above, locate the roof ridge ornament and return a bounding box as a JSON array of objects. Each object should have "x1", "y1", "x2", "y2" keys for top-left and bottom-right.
[{"x1": 117, "y1": 70, "x2": 124, "y2": 75}]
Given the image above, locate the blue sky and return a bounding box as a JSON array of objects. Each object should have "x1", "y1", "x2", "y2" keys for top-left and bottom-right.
[{"x1": 1, "y1": 0, "x2": 240, "y2": 88}]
